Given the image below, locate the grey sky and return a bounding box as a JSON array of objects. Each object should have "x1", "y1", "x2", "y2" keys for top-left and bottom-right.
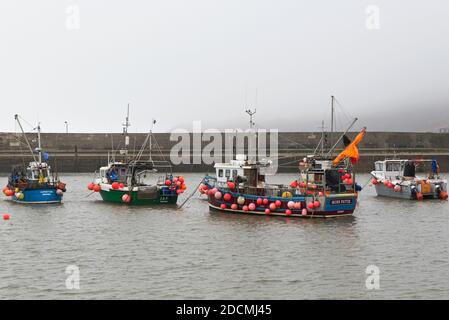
[{"x1": 1, "y1": 0, "x2": 448, "y2": 133}]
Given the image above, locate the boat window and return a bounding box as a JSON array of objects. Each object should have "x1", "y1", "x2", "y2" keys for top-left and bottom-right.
[
  {"x1": 225, "y1": 169, "x2": 231, "y2": 178},
  {"x1": 232, "y1": 169, "x2": 238, "y2": 178},
  {"x1": 375, "y1": 163, "x2": 384, "y2": 171},
  {"x1": 386, "y1": 162, "x2": 401, "y2": 171},
  {"x1": 218, "y1": 169, "x2": 223, "y2": 177}
]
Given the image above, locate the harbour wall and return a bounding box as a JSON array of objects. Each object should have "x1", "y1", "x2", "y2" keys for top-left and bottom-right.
[{"x1": 1, "y1": 132, "x2": 449, "y2": 173}]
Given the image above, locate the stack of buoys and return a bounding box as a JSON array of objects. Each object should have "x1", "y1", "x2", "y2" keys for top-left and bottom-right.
[
  {"x1": 307, "y1": 200, "x2": 321, "y2": 210},
  {"x1": 165, "y1": 176, "x2": 187, "y2": 194},
  {"x1": 342, "y1": 173, "x2": 353, "y2": 185},
  {"x1": 198, "y1": 184, "x2": 209, "y2": 194},
  {"x1": 111, "y1": 182, "x2": 120, "y2": 190}
]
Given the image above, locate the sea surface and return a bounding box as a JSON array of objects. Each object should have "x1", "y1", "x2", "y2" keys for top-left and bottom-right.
[{"x1": 1, "y1": 173, "x2": 448, "y2": 299}]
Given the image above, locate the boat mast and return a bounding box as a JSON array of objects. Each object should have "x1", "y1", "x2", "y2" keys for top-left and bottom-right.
[
  {"x1": 122, "y1": 103, "x2": 131, "y2": 162},
  {"x1": 245, "y1": 107, "x2": 256, "y2": 160},
  {"x1": 149, "y1": 119, "x2": 156, "y2": 161},
  {"x1": 14, "y1": 114, "x2": 38, "y2": 163},
  {"x1": 330, "y1": 95, "x2": 334, "y2": 151},
  {"x1": 37, "y1": 122, "x2": 42, "y2": 163}
]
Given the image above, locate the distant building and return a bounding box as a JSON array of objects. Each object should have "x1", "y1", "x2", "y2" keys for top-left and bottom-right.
[{"x1": 439, "y1": 127, "x2": 449, "y2": 133}]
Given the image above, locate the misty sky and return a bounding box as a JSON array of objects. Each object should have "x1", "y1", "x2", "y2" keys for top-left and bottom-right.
[{"x1": 0, "y1": 0, "x2": 448, "y2": 133}]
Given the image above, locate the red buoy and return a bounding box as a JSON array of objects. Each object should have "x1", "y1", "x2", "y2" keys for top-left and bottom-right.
[
  {"x1": 275, "y1": 200, "x2": 282, "y2": 207},
  {"x1": 93, "y1": 184, "x2": 101, "y2": 192},
  {"x1": 3, "y1": 214, "x2": 10, "y2": 220},
  {"x1": 265, "y1": 208, "x2": 271, "y2": 214},
  {"x1": 248, "y1": 203, "x2": 256, "y2": 211},
  {"x1": 242, "y1": 205, "x2": 249, "y2": 212},
  {"x1": 290, "y1": 181, "x2": 298, "y2": 188},
  {"x1": 313, "y1": 200, "x2": 320, "y2": 208},
  {"x1": 227, "y1": 181, "x2": 236, "y2": 189},
  {"x1": 87, "y1": 183, "x2": 94, "y2": 190},
  {"x1": 256, "y1": 198, "x2": 263, "y2": 205},
  {"x1": 269, "y1": 203, "x2": 277, "y2": 211},
  {"x1": 262, "y1": 198, "x2": 269, "y2": 205},
  {"x1": 165, "y1": 179, "x2": 171, "y2": 186},
  {"x1": 285, "y1": 209, "x2": 292, "y2": 216},
  {"x1": 220, "y1": 203, "x2": 227, "y2": 209},
  {"x1": 307, "y1": 202, "x2": 315, "y2": 209},
  {"x1": 111, "y1": 182, "x2": 120, "y2": 190},
  {"x1": 231, "y1": 204, "x2": 238, "y2": 210},
  {"x1": 223, "y1": 193, "x2": 232, "y2": 201}
]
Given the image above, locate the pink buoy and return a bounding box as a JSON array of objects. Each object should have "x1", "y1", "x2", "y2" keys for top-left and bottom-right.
[
  {"x1": 318, "y1": 191, "x2": 324, "y2": 197},
  {"x1": 248, "y1": 203, "x2": 256, "y2": 211},
  {"x1": 223, "y1": 193, "x2": 232, "y2": 201},
  {"x1": 178, "y1": 176, "x2": 185, "y2": 183},
  {"x1": 165, "y1": 179, "x2": 171, "y2": 186},
  {"x1": 214, "y1": 191, "x2": 222, "y2": 199},
  {"x1": 265, "y1": 208, "x2": 271, "y2": 215},
  {"x1": 262, "y1": 198, "x2": 269, "y2": 205},
  {"x1": 231, "y1": 203, "x2": 238, "y2": 210},
  {"x1": 371, "y1": 178, "x2": 378, "y2": 185},
  {"x1": 301, "y1": 208, "x2": 308, "y2": 216},
  {"x1": 285, "y1": 209, "x2": 292, "y2": 216},
  {"x1": 172, "y1": 177, "x2": 178, "y2": 183},
  {"x1": 394, "y1": 185, "x2": 401, "y2": 192},
  {"x1": 275, "y1": 200, "x2": 282, "y2": 207},
  {"x1": 93, "y1": 184, "x2": 101, "y2": 192},
  {"x1": 269, "y1": 203, "x2": 277, "y2": 211},
  {"x1": 176, "y1": 189, "x2": 183, "y2": 194},
  {"x1": 287, "y1": 201, "x2": 295, "y2": 209},
  {"x1": 313, "y1": 200, "x2": 320, "y2": 208},
  {"x1": 256, "y1": 198, "x2": 263, "y2": 205},
  {"x1": 122, "y1": 194, "x2": 131, "y2": 203},
  {"x1": 220, "y1": 203, "x2": 227, "y2": 209},
  {"x1": 294, "y1": 202, "x2": 301, "y2": 209},
  {"x1": 242, "y1": 205, "x2": 249, "y2": 212},
  {"x1": 345, "y1": 178, "x2": 353, "y2": 185},
  {"x1": 119, "y1": 183, "x2": 125, "y2": 189}
]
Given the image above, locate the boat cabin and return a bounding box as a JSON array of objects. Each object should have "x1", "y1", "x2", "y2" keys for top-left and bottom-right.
[{"x1": 373, "y1": 159, "x2": 440, "y2": 180}]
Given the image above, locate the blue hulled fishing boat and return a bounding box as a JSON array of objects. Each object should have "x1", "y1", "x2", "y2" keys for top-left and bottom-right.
[{"x1": 2, "y1": 115, "x2": 66, "y2": 204}]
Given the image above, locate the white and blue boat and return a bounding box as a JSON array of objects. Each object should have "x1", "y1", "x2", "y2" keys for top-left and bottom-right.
[{"x1": 2, "y1": 115, "x2": 66, "y2": 204}]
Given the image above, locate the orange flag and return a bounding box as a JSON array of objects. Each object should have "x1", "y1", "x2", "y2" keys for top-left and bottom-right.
[{"x1": 332, "y1": 128, "x2": 366, "y2": 166}]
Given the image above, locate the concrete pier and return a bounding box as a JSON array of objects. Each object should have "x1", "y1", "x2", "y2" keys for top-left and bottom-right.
[{"x1": 1, "y1": 132, "x2": 449, "y2": 173}]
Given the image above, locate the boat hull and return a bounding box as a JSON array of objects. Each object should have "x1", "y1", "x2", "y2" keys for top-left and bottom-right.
[
  {"x1": 207, "y1": 191, "x2": 357, "y2": 218},
  {"x1": 99, "y1": 189, "x2": 178, "y2": 205},
  {"x1": 12, "y1": 188, "x2": 62, "y2": 204}
]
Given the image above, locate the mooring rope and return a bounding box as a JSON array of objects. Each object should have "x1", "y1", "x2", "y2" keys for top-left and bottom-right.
[{"x1": 177, "y1": 179, "x2": 204, "y2": 210}]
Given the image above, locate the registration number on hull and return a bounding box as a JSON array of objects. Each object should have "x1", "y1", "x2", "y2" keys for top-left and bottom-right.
[{"x1": 330, "y1": 199, "x2": 353, "y2": 205}]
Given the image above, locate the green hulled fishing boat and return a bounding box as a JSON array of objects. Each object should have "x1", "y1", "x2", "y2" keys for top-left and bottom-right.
[{"x1": 88, "y1": 105, "x2": 186, "y2": 205}]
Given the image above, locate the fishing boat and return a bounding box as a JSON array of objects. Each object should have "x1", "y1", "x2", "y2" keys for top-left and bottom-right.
[
  {"x1": 370, "y1": 159, "x2": 448, "y2": 200},
  {"x1": 2, "y1": 115, "x2": 66, "y2": 204},
  {"x1": 88, "y1": 106, "x2": 186, "y2": 205},
  {"x1": 201, "y1": 97, "x2": 365, "y2": 218}
]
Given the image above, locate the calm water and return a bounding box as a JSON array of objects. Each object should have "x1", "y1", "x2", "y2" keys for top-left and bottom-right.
[{"x1": 1, "y1": 173, "x2": 448, "y2": 299}]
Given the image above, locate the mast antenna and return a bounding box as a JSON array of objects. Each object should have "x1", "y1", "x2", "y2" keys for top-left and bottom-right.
[{"x1": 245, "y1": 108, "x2": 256, "y2": 129}]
